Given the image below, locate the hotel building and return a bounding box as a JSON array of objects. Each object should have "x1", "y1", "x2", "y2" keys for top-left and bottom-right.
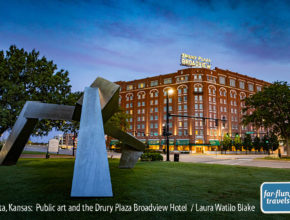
[{"x1": 114, "y1": 67, "x2": 270, "y2": 153}]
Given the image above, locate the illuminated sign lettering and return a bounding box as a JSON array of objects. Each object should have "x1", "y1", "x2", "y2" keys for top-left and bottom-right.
[{"x1": 180, "y1": 53, "x2": 211, "y2": 69}]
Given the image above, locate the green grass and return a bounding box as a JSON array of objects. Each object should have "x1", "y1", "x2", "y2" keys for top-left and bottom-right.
[
  {"x1": 21, "y1": 151, "x2": 47, "y2": 155},
  {"x1": 0, "y1": 159, "x2": 289, "y2": 219},
  {"x1": 258, "y1": 157, "x2": 290, "y2": 161}
]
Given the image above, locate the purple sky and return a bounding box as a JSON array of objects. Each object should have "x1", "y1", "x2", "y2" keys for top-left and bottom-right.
[{"x1": 1, "y1": 0, "x2": 289, "y2": 142}]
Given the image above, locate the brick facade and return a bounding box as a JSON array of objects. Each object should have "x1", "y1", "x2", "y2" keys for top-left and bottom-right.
[{"x1": 115, "y1": 67, "x2": 270, "y2": 152}]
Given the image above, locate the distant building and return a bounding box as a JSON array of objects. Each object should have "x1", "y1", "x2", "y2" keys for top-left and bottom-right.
[
  {"x1": 115, "y1": 67, "x2": 270, "y2": 153},
  {"x1": 60, "y1": 134, "x2": 77, "y2": 148}
]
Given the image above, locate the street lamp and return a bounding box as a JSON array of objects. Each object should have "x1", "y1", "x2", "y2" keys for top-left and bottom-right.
[{"x1": 164, "y1": 88, "x2": 173, "y2": 161}]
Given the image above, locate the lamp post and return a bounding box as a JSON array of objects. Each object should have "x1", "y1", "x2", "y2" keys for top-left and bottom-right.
[{"x1": 165, "y1": 89, "x2": 173, "y2": 161}]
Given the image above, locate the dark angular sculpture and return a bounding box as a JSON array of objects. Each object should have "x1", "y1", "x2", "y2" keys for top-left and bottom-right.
[{"x1": 0, "y1": 77, "x2": 145, "y2": 197}]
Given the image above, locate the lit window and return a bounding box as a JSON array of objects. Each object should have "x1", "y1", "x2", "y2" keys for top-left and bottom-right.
[
  {"x1": 164, "y1": 78, "x2": 172, "y2": 84},
  {"x1": 138, "y1": 83, "x2": 145, "y2": 89},
  {"x1": 127, "y1": 85, "x2": 133, "y2": 90}
]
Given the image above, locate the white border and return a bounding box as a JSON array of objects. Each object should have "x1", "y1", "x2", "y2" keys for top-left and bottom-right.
[{"x1": 260, "y1": 182, "x2": 290, "y2": 214}]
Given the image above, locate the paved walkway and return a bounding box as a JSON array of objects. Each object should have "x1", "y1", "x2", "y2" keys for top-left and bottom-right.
[{"x1": 165, "y1": 154, "x2": 290, "y2": 169}]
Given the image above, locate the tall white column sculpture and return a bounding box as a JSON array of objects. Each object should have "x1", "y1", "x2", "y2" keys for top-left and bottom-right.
[{"x1": 71, "y1": 87, "x2": 113, "y2": 197}]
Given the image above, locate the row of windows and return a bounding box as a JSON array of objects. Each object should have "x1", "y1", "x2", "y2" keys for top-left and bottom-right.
[
  {"x1": 125, "y1": 88, "x2": 248, "y2": 101},
  {"x1": 128, "y1": 97, "x2": 238, "y2": 109},
  {"x1": 126, "y1": 75, "x2": 262, "y2": 92}
]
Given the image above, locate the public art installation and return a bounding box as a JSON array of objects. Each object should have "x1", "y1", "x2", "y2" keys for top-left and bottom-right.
[{"x1": 0, "y1": 77, "x2": 145, "y2": 197}]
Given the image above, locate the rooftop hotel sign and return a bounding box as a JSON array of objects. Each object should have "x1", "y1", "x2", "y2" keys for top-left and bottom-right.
[{"x1": 180, "y1": 53, "x2": 211, "y2": 69}]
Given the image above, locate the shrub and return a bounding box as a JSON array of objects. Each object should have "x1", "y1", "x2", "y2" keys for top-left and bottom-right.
[
  {"x1": 144, "y1": 149, "x2": 161, "y2": 153},
  {"x1": 140, "y1": 153, "x2": 163, "y2": 161}
]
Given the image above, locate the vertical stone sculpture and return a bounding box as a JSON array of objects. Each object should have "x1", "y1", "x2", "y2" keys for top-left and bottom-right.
[{"x1": 71, "y1": 87, "x2": 113, "y2": 197}]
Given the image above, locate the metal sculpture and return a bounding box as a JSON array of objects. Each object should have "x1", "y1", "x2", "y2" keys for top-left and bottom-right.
[{"x1": 0, "y1": 77, "x2": 145, "y2": 197}]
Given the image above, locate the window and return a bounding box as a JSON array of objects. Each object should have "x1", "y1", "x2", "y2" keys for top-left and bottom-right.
[
  {"x1": 138, "y1": 82, "x2": 145, "y2": 89},
  {"x1": 178, "y1": 97, "x2": 182, "y2": 102},
  {"x1": 219, "y1": 76, "x2": 225, "y2": 85},
  {"x1": 257, "y1": 86, "x2": 262, "y2": 92},
  {"x1": 150, "y1": 80, "x2": 158, "y2": 86},
  {"x1": 239, "y1": 81, "x2": 245, "y2": 89},
  {"x1": 248, "y1": 83, "x2": 254, "y2": 91},
  {"x1": 164, "y1": 78, "x2": 172, "y2": 84},
  {"x1": 184, "y1": 105, "x2": 187, "y2": 110},
  {"x1": 176, "y1": 76, "x2": 188, "y2": 82},
  {"x1": 230, "y1": 79, "x2": 236, "y2": 87},
  {"x1": 127, "y1": 85, "x2": 133, "y2": 90},
  {"x1": 184, "y1": 96, "x2": 187, "y2": 102}
]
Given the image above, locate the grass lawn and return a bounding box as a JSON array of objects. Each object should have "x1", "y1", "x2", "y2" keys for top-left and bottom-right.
[
  {"x1": 258, "y1": 156, "x2": 290, "y2": 161},
  {"x1": 0, "y1": 159, "x2": 289, "y2": 219}
]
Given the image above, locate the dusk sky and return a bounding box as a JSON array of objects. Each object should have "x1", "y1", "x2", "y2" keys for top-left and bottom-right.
[
  {"x1": 1, "y1": 0, "x2": 290, "y2": 142},
  {"x1": 1, "y1": 0, "x2": 290, "y2": 93}
]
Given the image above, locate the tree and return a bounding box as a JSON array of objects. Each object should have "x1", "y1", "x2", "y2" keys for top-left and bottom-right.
[
  {"x1": 106, "y1": 107, "x2": 131, "y2": 150},
  {"x1": 222, "y1": 133, "x2": 232, "y2": 154},
  {"x1": 269, "y1": 132, "x2": 279, "y2": 153},
  {"x1": 233, "y1": 133, "x2": 242, "y2": 152},
  {"x1": 253, "y1": 136, "x2": 261, "y2": 153},
  {"x1": 107, "y1": 107, "x2": 131, "y2": 132},
  {"x1": 243, "y1": 134, "x2": 252, "y2": 154},
  {"x1": 0, "y1": 45, "x2": 77, "y2": 136},
  {"x1": 242, "y1": 81, "x2": 290, "y2": 156}
]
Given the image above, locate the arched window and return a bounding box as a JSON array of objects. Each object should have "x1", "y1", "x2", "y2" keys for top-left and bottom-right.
[
  {"x1": 137, "y1": 91, "x2": 145, "y2": 99},
  {"x1": 230, "y1": 90, "x2": 237, "y2": 99},
  {"x1": 177, "y1": 84, "x2": 188, "y2": 94},
  {"x1": 219, "y1": 87, "x2": 226, "y2": 96},
  {"x1": 149, "y1": 89, "x2": 159, "y2": 98},
  {"x1": 194, "y1": 83, "x2": 203, "y2": 93}
]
